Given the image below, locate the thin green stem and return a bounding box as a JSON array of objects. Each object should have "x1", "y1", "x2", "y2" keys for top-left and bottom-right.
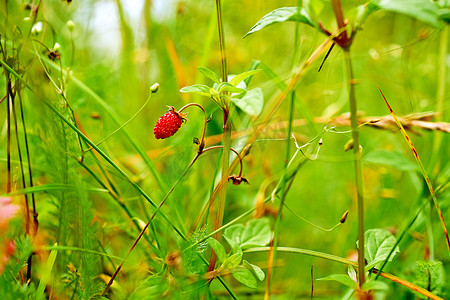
[
  {"x1": 246, "y1": 247, "x2": 356, "y2": 266},
  {"x1": 215, "y1": 0, "x2": 227, "y2": 82},
  {"x1": 283, "y1": 203, "x2": 344, "y2": 232},
  {"x1": 209, "y1": 0, "x2": 231, "y2": 273},
  {"x1": 344, "y1": 48, "x2": 365, "y2": 287},
  {"x1": 18, "y1": 92, "x2": 38, "y2": 234},
  {"x1": 88, "y1": 84, "x2": 158, "y2": 149}
]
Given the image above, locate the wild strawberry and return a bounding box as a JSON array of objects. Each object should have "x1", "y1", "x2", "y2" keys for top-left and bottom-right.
[{"x1": 154, "y1": 106, "x2": 186, "y2": 139}]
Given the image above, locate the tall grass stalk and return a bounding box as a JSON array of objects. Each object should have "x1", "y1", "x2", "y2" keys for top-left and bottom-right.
[
  {"x1": 209, "y1": 0, "x2": 231, "y2": 272},
  {"x1": 329, "y1": 0, "x2": 365, "y2": 287},
  {"x1": 343, "y1": 48, "x2": 365, "y2": 287}
]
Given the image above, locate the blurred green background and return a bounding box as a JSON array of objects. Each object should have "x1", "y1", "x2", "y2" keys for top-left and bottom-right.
[{"x1": 0, "y1": 0, "x2": 449, "y2": 298}]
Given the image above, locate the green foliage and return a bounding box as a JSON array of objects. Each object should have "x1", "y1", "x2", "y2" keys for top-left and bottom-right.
[
  {"x1": 198, "y1": 67, "x2": 221, "y2": 84},
  {"x1": 370, "y1": 0, "x2": 443, "y2": 28},
  {"x1": 229, "y1": 70, "x2": 261, "y2": 87},
  {"x1": 181, "y1": 228, "x2": 208, "y2": 275},
  {"x1": 358, "y1": 229, "x2": 400, "y2": 270},
  {"x1": 223, "y1": 218, "x2": 272, "y2": 251},
  {"x1": 206, "y1": 220, "x2": 268, "y2": 289},
  {"x1": 0, "y1": 278, "x2": 37, "y2": 299},
  {"x1": 412, "y1": 260, "x2": 446, "y2": 298},
  {"x1": 37, "y1": 246, "x2": 58, "y2": 298},
  {"x1": 208, "y1": 238, "x2": 227, "y2": 263},
  {"x1": 181, "y1": 68, "x2": 263, "y2": 116},
  {"x1": 244, "y1": 7, "x2": 313, "y2": 38},
  {"x1": 317, "y1": 274, "x2": 357, "y2": 288},
  {"x1": 0, "y1": 0, "x2": 449, "y2": 299},
  {"x1": 179, "y1": 84, "x2": 211, "y2": 97},
  {"x1": 128, "y1": 276, "x2": 169, "y2": 300},
  {"x1": 231, "y1": 266, "x2": 258, "y2": 289},
  {"x1": 229, "y1": 88, "x2": 264, "y2": 116}
]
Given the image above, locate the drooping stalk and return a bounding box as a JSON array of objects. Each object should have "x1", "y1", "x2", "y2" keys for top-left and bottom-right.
[
  {"x1": 208, "y1": 0, "x2": 231, "y2": 272},
  {"x1": 343, "y1": 48, "x2": 365, "y2": 287}
]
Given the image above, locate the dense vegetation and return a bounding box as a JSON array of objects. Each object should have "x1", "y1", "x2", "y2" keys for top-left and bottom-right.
[{"x1": 0, "y1": 0, "x2": 449, "y2": 299}]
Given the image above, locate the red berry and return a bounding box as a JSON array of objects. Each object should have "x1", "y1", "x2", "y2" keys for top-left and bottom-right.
[{"x1": 154, "y1": 107, "x2": 185, "y2": 139}]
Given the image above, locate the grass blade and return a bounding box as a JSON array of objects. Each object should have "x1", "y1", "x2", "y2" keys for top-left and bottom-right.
[
  {"x1": 36, "y1": 245, "x2": 58, "y2": 298},
  {"x1": 378, "y1": 87, "x2": 450, "y2": 254}
]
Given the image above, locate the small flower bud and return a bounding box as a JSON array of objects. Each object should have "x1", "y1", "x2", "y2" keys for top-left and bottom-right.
[
  {"x1": 31, "y1": 22, "x2": 43, "y2": 35},
  {"x1": 53, "y1": 42, "x2": 61, "y2": 52},
  {"x1": 66, "y1": 20, "x2": 75, "y2": 32},
  {"x1": 344, "y1": 138, "x2": 354, "y2": 152},
  {"x1": 340, "y1": 210, "x2": 349, "y2": 223},
  {"x1": 150, "y1": 83, "x2": 159, "y2": 93}
]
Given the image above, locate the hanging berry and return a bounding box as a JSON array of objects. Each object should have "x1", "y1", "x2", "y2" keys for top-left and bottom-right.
[{"x1": 154, "y1": 106, "x2": 186, "y2": 139}]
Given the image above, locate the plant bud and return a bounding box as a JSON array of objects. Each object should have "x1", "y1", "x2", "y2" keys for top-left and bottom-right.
[
  {"x1": 340, "y1": 210, "x2": 349, "y2": 223},
  {"x1": 66, "y1": 20, "x2": 75, "y2": 31},
  {"x1": 31, "y1": 22, "x2": 43, "y2": 35}
]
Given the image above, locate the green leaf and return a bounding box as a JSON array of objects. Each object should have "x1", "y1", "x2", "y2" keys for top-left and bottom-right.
[
  {"x1": 356, "y1": 2, "x2": 380, "y2": 26},
  {"x1": 230, "y1": 88, "x2": 264, "y2": 116},
  {"x1": 241, "y1": 218, "x2": 271, "y2": 248},
  {"x1": 357, "y1": 229, "x2": 400, "y2": 270},
  {"x1": 244, "y1": 260, "x2": 265, "y2": 281},
  {"x1": 438, "y1": 8, "x2": 450, "y2": 23},
  {"x1": 228, "y1": 251, "x2": 243, "y2": 266},
  {"x1": 347, "y1": 265, "x2": 357, "y2": 283},
  {"x1": 129, "y1": 276, "x2": 169, "y2": 300},
  {"x1": 229, "y1": 70, "x2": 261, "y2": 86},
  {"x1": 37, "y1": 244, "x2": 58, "y2": 298},
  {"x1": 304, "y1": 0, "x2": 324, "y2": 22},
  {"x1": 208, "y1": 238, "x2": 227, "y2": 264},
  {"x1": 373, "y1": 0, "x2": 442, "y2": 28},
  {"x1": 224, "y1": 218, "x2": 271, "y2": 250},
  {"x1": 244, "y1": 60, "x2": 260, "y2": 86},
  {"x1": 218, "y1": 82, "x2": 246, "y2": 94},
  {"x1": 224, "y1": 224, "x2": 245, "y2": 251},
  {"x1": 363, "y1": 280, "x2": 390, "y2": 292},
  {"x1": 180, "y1": 84, "x2": 211, "y2": 97},
  {"x1": 180, "y1": 228, "x2": 208, "y2": 274},
  {"x1": 412, "y1": 260, "x2": 446, "y2": 296},
  {"x1": 363, "y1": 150, "x2": 419, "y2": 172},
  {"x1": 198, "y1": 66, "x2": 221, "y2": 84},
  {"x1": 222, "y1": 250, "x2": 243, "y2": 269},
  {"x1": 232, "y1": 266, "x2": 258, "y2": 289},
  {"x1": 317, "y1": 274, "x2": 357, "y2": 288},
  {"x1": 244, "y1": 7, "x2": 313, "y2": 38}
]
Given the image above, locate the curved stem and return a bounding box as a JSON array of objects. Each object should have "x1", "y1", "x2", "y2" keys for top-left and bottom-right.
[
  {"x1": 85, "y1": 84, "x2": 159, "y2": 151},
  {"x1": 202, "y1": 146, "x2": 244, "y2": 177},
  {"x1": 178, "y1": 102, "x2": 209, "y2": 153}
]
